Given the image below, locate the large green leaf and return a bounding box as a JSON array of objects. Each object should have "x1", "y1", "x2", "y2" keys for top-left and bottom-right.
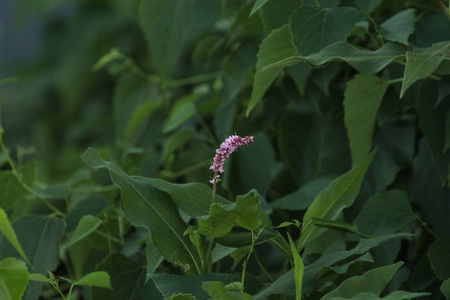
[
  {"x1": 322, "y1": 262, "x2": 404, "y2": 299},
  {"x1": 68, "y1": 215, "x2": 102, "y2": 246},
  {"x1": 0, "y1": 258, "x2": 29, "y2": 300},
  {"x1": 0, "y1": 215, "x2": 65, "y2": 300},
  {"x1": 428, "y1": 238, "x2": 450, "y2": 280},
  {"x1": 81, "y1": 148, "x2": 202, "y2": 273},
  {"x1": 263, "y1": 42, "x2": 406, "y2": 74},
  {"x1": 344, "y1": 74, "x2": 389, "y2": 166},
  {"x1": 355, "y1": 190, "x2": 416, "y2": 237},
  {"x1": 150, "y1": 273, "x2": 236, "y2": 299},
  {"x1": 290, "y1": 6, "x2": 356, "y2": 55},
  {"x1": 380, "y1": 9, "x2": 415, "y2": 45},
  {"x1": 299, "y1": 151, "x2": 375, "y2": 249},
  {"x1": 0, "y1": 209, "x2": 29, "y2": 264},
  {"x1": 254, "y1": 233, "x2": 413, "y2": 298},
  {"x1": 247, "y1": 24, "x2": 296, "y2": 116},
  {"x1": 74, "y1": 271, "x2": 112, "y2": 289},
  {"x1": 139, "y1": 0, "x2": 193, "y2": 80},
  {"x1": 400, "y1": 42, "x2": 450, "y2": 97},
  {"x1": 441, "y1": 278, "x2": 450, "y2": 300},
  {"x1": 91, "y1": 253, "x2": 162, "y2": 300},
  {"x1": 197, "y1": 204, "x2": 236, "y2": 238}
]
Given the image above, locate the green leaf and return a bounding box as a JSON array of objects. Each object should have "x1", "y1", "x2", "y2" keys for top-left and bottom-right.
[
  {"x1": 401, "y1": 42, "x2": 450, "y2": 97},
  {"x1": 202, "y1": 281, "x2": 253, "y2": 300},
  {"x1": 354, "y1": 190, "x2": 416, "y2": 237},
  {"x1": 150, "y1": 273, "x2": 236, "y2": 299},
  {"x1": 290, "y1": 6, "x2": 356, "y2": 55},
  {"x1": 163, "y1": 93, "x2": 202, "y2": 134},
  {"x1": 74, "y1": 271, "x2": 112, "y2": 289},
  {"x1": 355, "y1": 0, "x2": 381, "y2": 13},
  {"x1": 446, "y1": 112, "x2": 450, "y2": 153},
  {"x1": 198, "y1": 189, "x2": 262, "y2": 238},
  {"x1": 0, "y1": 209, "x2": 29, "y2": 264},
  {"x1": 299, "y1": 150, "x2": 375, "y2": 249},
  {"x1": 81, "y1": 148, "x2": 202, "y2": 273},
  {"x1": 0, "y1": 258, "x2": 29, "y2": 300},
  {"x1": 148, "y1": 179, "x2": 229, "y2": 218},
  {"x1": 344, "y1": 74, "x2": 389, "y2": 166},
  {"x1": 68, "y1": 215, "x2": 102, "y2": 246},
  {"x1": 91, "y1": 253, "x2": 162, "y2": 300},
  {"x1": 287, "y1": 234, "x2": 304, "y2": 300},
  {"x1": 0, "y1": 172, "x2": 28, "y2": 211},
  {"x1": 322, "y1": 262, "x2": 404, "y2": 299},
  {"x1": 146, "y1": 236, "x2": 164, "y2": 279},
  {"x1": 126, "y1": 101, "x2": 160, "y2": 140},
  {"x1": 441, "y1": 278, "x2": 450, "y2": 300},
  {"x1": 380, "y1": 9, "x2": 415, "y2": 45},
  {"x1": 139, "y1": 0, "x2": 192, "y2": 80},
  {"x1": 428, "y1": 238, "x2": 450, "y2": 280},
  {"x1": 254, "y1": 233, "x2": 413, "y2": 298},
  {"x1": 263, "y1": 41, "x2": 406, "y2": 74},
  {"x1": 311, "y1": 217, "x2": 366, "y2": 238},
  {"x1": 247, "y1": 24, "x2": 296, "y2": 116},
  {"x1": 326, "y1": 291, "x2": 430, "y2": 300},
  {"x1": 168, "y1": 294, "x2": 198, "y2": 300},
  {"x1": 0, "y1": 279, "x2": 11, "y2": 300},
  {"x1": 249, "y1": 0, "x2": 269, "y2": 16},
  {"x1": 28, "y1": 273, "x2": 49, "y2": 283},
  {"x1": 0, "y1": 215, "x2": 65, "y2": 299}
]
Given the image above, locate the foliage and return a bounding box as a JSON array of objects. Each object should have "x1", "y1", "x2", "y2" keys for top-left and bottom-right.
[{"x1": 0, "y1": 0, "x2": 449, "y2": 299}]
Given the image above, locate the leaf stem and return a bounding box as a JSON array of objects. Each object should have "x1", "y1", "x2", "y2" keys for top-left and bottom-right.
[
  {"x1": 205, "y1": 237, "x2": 215, "y2": 273},
  {"x1": 415, "y1": 214, "x2": 438, "y2": 239},
  {"x1": 0, "y1": 129, "x2": 65, "y2": 217},
  {"x1": 437, "y1": 0, "x2": 450, "y2": 20},
  {"x1": 241, "y1": 230, "x2": 255, "y2": 292},
  {"x1": 253, "y1": 251, "x2": 274, "y2": 282},
  {"x1": 314, "y1": 0, "x2": 321, "y2": 7},
  {"x1": 165, "y1": 72, "x2": 219, "y2": 88}
]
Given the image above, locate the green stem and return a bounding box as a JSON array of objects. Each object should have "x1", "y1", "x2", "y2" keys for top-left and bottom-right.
[
  {"x1": 166, "y1": 72, "x2": 219, "y2": 88},
  {"x1": 388, "y1": 78, "x2": 404, "y2": 84},
  {"x1": 0, "y1": 133, "x2": 65, "y2": 217},
  {"x1": 241, "y1": 230, "x2": 255, "y2": 292},
  {"x1": 314, "y1": 0, "x2": 321, "y2": 7},
  {"x1": 205, "y1": 237, "x2": 215, "y2": 273},
  {"x1": 95, "y1": 230, "x2": 124, "y2": 245},
  {"x1": 195, "y1": 112, "x2": 218, "y2": 146},
  {"x1": 415, "y1": 214, "x2": 438, "y2": 239},
  {"x1": 66, "y1": 285, "x2": 74, "y2": 300},
  {"x1": 253, "y1": 251, "x2": 274, "y2": 282},
  {"x1": 438, "y1": 0, "x2": 450, "y2": 20}
]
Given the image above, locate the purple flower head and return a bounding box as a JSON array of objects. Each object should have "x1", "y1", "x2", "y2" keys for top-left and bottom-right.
[{"x1": 209, "y1": 135, "x2": 254, "y2": 184}]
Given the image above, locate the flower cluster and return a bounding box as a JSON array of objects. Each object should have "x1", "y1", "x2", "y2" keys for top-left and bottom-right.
[{"x1": 210, "y1": 135, "x2": 254, "y2": 184}]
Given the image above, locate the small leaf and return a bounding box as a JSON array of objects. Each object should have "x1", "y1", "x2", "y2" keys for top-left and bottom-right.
[
  {"x1": 441, "y1": 278, "x2": 450, "y2": 300},
  {"x1": 249, "y1": 0, "x2": 269, "y2": 16},
  {"x1": 74, "y1": 271, "x2": 112, "y2": 289},
  {"x1": 311, "y1": 217, "x2": 367, "y2": 238},
  {"x1": 299, "y1": 150, "x2": 375, "y2": 249},
  {"x1": 247, "y1": 24, "x2": 296, "y2": 116},
  {"x1": 401, "y1": 42, "x2": 450, "y2": 97},
  {"x1": 0, "y1": 209, "x2": 29, "y2": 264},
  {"x1": 68, "y1": 215, "x2": 102, "y2": 246},
  {"x1": 322, "y1": 262, "x2": 404, "y2": 299},
  {"x1": 428, "y1": 238, "x2": 450, "y2": 280},
  {"x1": 0, "y1": 258, "x2": 29, "y2": 300},
  {"x1": 163, "y1": 93, "x2": 202, "y2": 134},
  {"x1": 344, "y1": 74, "x2": 389, "y2": 166},
  {"x1": 380, "y1": 9, "x2": 415, "y2": 45},
  {"x1": 263, "y1": 41, "x2": 406, "y2": 74},
  {"x1": 168, "y1": 294, "x2": 198, "y2": 300},
  {"x1": 28, "y1": 273, "x2": 49, "y2": 283},
  {"x1": 202, "y1": 281, "x2": 253, "y2": 300},
  {"x1": 287, "y1": 234, "x2": 304, "y2": 300},
  {"x1": 290, "y1": 6, "x2": 356, "y2": 55}
]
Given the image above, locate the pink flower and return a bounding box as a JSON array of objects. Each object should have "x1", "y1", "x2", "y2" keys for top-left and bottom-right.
[{"x1": 209, "y1": 135, "x2": 254, "y2": 184}]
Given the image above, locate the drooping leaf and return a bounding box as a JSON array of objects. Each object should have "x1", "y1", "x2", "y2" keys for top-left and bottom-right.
[
  {"x1": 91, "y1": 253, "x2": 162, "y2": 300},
  {"x1": 247, "y1": 24, "x2": 296, "y2": 116},
  {"x1": 344, "y1": 74, "x2": 389, "y2": 166},
  {"x1": 68, "y1": 215, "x2": 102, "y2": 246},
  {"x1": 289, "y1": 6, "x2": 356, "y2": 55},
  {"x1": 139, "y1": 0, "x2": 193, "y2": 80},
  {"x1": 271, "y1": 177, "x2": 334, "y2": 211},
  {"x1": 163, "y1": 93, "x2": 202, "y2": 134},
  {"x1": 299, "y1": 150, "x2": 375, "y2": 249},
  {"x1": 321, "y1": 262, "x2": 404, "y2": 299},
  {"x1": 428, "y1": 238, "x2": 450, "y2": 280},
  {"x1": 0, "y1": 215, "x2": 65, "y2": 300},
  {"x1": 0, "y1": 209, "x2": 29, "y2": 264},
  {"x1": 0, "y1": 258, "x2": 29, "y2": 300},
  {"x1": 150, "y1": 273, "x2": 236, "y2": 299},
  {"x1": 441, "y1": 278, "x2": 450, "y2": 300},
  {"x1": 287, "y1": 234, "x2": 304, "y2": 300},
  {"x1": 81, "y1": 147, "x2": 202, "y2": 273},
  {"x1": 311, "y1": 217, "x2": 367, "y2": 238},
  {"x1": 354, "y1": 190, "x2": 416, "y2": 237},
  {"x1": 263, "y1": 42, "x2": 406, "y2": 74},
  {"x1": 197, "y1": 204, "x2": 237, "y2": 238},
  {"x1": 380, "y1": 9, "x2": 415, "y2": 45},
  {"x1": 74, "y1": 271, "x2": 112, "y2": 289},
  {"x1": 249, "y1": 0, "x2": 269, "y2": 16},
  {"x1": 401, "y1": 42, "x2": 450, "y2": 97},
  {"x1": 254, "y1": 233, "x2": 413, "y2": 298}
]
